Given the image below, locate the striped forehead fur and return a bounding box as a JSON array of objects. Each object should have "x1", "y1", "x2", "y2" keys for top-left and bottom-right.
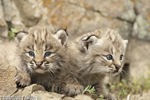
[
  {"x1": 82, "y1": 28, "x2": 122, "y2": 41},
  {"x1": 29, "y1": 26, "x2": 54, "y2": 41},
  {"x1": 25, "y1": 26, "x2": 60, "y2": 50},
  {"x1": 79, "y1": 28, "x2": 124, "y2": 48}
]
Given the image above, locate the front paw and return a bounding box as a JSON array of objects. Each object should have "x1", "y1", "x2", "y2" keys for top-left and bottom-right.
[
  {"x1": 15, "y1": 71, "x2": 31, "y2": 87},
  {"x1": 65, "y1": 84, "x2": 84, "y2": 96}
]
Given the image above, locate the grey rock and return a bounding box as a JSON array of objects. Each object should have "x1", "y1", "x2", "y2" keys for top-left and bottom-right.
[
  {"x1": 13, "y1": 84, "x2": 45, "y2": 97},
  {"x1": 132, "y1": 0, "x2": 150, "y2": 40},
  {"x1": 0, "y1": 66, "x2": 17, "y2": 96},
  {"x1": 75, "y1": 94, "x2": 94, "y2": 100},
  {"x1": 2, "y1": 0, "x2": 49, "y2": 30},
  {"x1": 2, "y1": 0, "x2": 13, "y2": 21},
  {"x1": 14, "y1": 0, "x2": 43, "y2": 27},
  {"x1": 1, "y1": 0, "x2": 49, "y2": 30},
  {"x1": 31, "y1": 91, "x2": 64, "y2": 100},
  {"x1": 69, "y1": 0, "x2": 136, "y2": 22},
  {"x1": 70, "y1": 10, "x2": 132, "y2": 39},
  {"x1": 2, "y1": 0, "x2": 25, "y2": 30},
  {"x1": 135, "y1": 0, "x2": 150, "y2": 18},
  {"x1": 46, "y1": 1, "x2": 132, "y2": 39},
  {"x1": 0, "y1": 0, "x2": 8, "y2": 38},
  {"x1": 22, "y1": 84, "x2": 45, "y2": 96},
  {"x1": 63, "y1": 97, "x2": 75, "y2": 100},
  {"x1": 133, "y1": 15, "x2": 150, "y2": 40},
  {"x1": 125, "y1": 38, "x2": 150, "y2": 80}
]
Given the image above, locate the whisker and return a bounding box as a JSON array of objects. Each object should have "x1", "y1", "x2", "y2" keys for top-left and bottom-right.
[
  {"x1": 121, "y1": 69, "x2": 130, "y2": 77},
  {"x1": 120, "y1": 71, "x2": 123, "y2": 76},
  {"x1": 48, "y1": 69, "x2": 55, "y2": 76},
  {"x1": 48, "y1": 69, "x2": 53, "y2": 75},
  {"x1": 109, "y1": 72, "x2": 111, "y2": 79}
]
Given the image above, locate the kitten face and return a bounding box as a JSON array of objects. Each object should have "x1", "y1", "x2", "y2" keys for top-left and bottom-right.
[
  {"x1": 89, "y1": 40, "x2": 125, "y2": 76},
  {"x1": 16, "y1": 26, "x2": 68, "y2": 74},
  {"x1": 23, "y1": 42, "x2": 63, "y2": 74},
  {"x1": 79, "y1": 29, "x2": 128, "y2": 76}
]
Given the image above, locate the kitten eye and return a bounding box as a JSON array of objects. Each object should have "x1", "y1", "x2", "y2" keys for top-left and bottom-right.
[
  {"x1": 106, "y1": 54, "x2": 113, "y2": 60},
  {"x1": 28, "y1": 51, "x2": 35, "y2": 57},
  {"x1": 120, "y1": 55, "x2": 123, "y2": 60},
  {"x1": 44, "y1": 52, "x2": 51, "y2": 57}
]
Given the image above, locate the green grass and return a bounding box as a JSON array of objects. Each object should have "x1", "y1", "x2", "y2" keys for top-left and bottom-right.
[
  {"x1": 8, "y1": 28, "x2": 18, "y2": 40},
  {"x1": 110, "y1": 73, "x2": 150, "y2": 99},
  {"x1": 83, "y1": 71, "x2": 150, "y2": 99},
  {"x1": 83, "y1": 85, "x2": 95, "y2": 94}
]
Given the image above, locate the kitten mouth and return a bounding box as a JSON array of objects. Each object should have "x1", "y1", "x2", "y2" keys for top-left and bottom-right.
[
  {"x1": 111, "y1": 70, "x2": 120, "y2": 76},
  {"x1": 108, "y1": 68, "x2": 119, "y2": 74},
  {"x1": 35, "y1": 66, "x2": 43, "y2": 69},
  {"x1": 35, "y1": 68, "x2": 47, "y2": 74},
  {"x1": 34, "y1": 66, "x2": 48, "y2": 73}
]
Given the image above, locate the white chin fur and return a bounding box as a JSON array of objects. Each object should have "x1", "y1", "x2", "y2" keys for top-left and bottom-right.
[{"x1": 35, "y1": 69, "x2": 46, "y2": 74}]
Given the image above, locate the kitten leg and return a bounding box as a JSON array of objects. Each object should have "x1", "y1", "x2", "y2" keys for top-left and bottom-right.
[
  {"x1": 64, "y1": 74, "x2": 84, "y2": 96},
  {"x1": 15, "y1": 71, "x2": 31, "y2": 87},
  {"x1": 94, "y1": 83, "x2": 116, "y2": 100}
]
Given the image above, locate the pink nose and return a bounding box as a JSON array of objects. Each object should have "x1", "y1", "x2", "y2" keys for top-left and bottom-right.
[
  {"x1": 36, "y1": 62, "x2": 42, "y2": 67},
  {"x1": 115, "y1": 65, "x2": 121, "y2": 71}
]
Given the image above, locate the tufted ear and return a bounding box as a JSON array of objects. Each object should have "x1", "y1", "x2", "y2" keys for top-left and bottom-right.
[
  {"x1": 79, "y1": 35, "x2": 103, "y2": 52},
  {"x1": 53, "y1": 29, "x2": 68, "y2": 46},
  {"x1": 123, "y1": 40, "x2": 128, "y2": 49},
  {"x1": 15, "y1": 31, "x2": 28, "y2": 43}
]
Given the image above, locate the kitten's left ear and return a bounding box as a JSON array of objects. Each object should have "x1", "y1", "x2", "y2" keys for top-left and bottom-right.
[
  {"x1": 123, "y1": 40, "x2": 128, "y2": 49},
  {"x1": 79, "y1": 35, "x2": 103, "y2": 53},
  {"x1": 15, "y1": 31, "x2": 28, "y2": 43},
  {"x1": 53, "y1": 29, "x2": 68, "y2": 46}
]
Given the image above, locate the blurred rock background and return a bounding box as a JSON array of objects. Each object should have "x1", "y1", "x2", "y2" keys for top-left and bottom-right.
[{"x1": 0, "y1": 0, "x2": 150, "y2": 99}]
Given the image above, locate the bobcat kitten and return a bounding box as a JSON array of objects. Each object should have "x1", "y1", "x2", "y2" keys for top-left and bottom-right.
[
  {"x1": 67, "y1": 28, "x2": 128, "y2": 99},
  {"x1": 14, "y1": 26, "x2": 69, "y2": 90}
]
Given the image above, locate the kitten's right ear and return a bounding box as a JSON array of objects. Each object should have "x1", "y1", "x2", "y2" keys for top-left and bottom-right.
[
  {"x1": 79, "y1": 35, "x2": 102, "y2": 52},
  {"x1": 15, "y1": 31, "x2": 28, "y2": 43},
  {"x1": 53, "y1": 29, "x2": 68, "y2": 46}
]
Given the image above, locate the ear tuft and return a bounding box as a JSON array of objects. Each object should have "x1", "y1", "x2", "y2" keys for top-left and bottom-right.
[
  {"x1": 123, "y1": 40, "x2": 128, "y2": 49},
  {"x1": 15, "y1": 31, "x2": 28, "y2": 43},
  {"x1": 54, "y1": 29, "x2": 68, "y2": 46}
]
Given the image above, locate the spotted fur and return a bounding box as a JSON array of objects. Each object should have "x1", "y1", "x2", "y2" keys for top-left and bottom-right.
[
  {"x1": 67, "y1": 28, "x2": 128, "y2": 99},
  {"x1": 14, "y1": 26, "x2": 69, "y2": 90}
]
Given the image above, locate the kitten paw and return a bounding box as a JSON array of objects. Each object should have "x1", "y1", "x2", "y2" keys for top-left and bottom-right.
[
  {"x1": 15, "y1": 71, "x2": 31, "y2": 87},
  {"x1": 65, "y1": 84, "x2": 84, "y2": 96}
]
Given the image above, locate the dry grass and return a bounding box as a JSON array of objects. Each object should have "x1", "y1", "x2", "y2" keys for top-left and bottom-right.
[{"x1": 83, "y1": 71, "x2": 150, "y2": 99}]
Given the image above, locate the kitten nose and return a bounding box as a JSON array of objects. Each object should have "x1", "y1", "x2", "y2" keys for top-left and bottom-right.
[
  {"x1": 115, "y1": 65, "x2": 121, "y2": 70},
  {"x1": 35, "y1": 61, "x2": 43, "y2": 67}
]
